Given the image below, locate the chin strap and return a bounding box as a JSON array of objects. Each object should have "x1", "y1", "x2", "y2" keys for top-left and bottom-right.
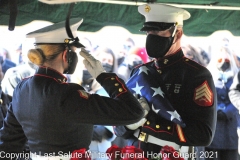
[
  {"x1": 65, "y1": 3, "x2": 75, "y2": 40},
  {"x1": 171, "y1": 22, "x2": 179, "y2": 45},
  {"x1": 8, "y1": 0, "x2": 18, "y2": 31},
  {"x1": 64, "y1": 3, "x2": 80, "y2": 48},
  {"x1": 171, "y1": 22, "x2": 178, "y2": 37}
]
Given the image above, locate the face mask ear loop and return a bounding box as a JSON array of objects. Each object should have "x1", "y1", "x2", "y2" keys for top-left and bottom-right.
[{"x1": 171, "y1": 22, "x2": 178, "y2": 37}]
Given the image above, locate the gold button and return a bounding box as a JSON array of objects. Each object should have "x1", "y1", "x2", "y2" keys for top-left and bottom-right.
[
  {"x1": 111, "y1": 77, "x2": 115, "y2": 80},
  {"x1": 156, "y1": 125, "x2": 160, "y2": 129},
  {"x1": 185, "y1": 59, "x2": 189, "y2": 61},
  {"x1": 0, "y1": 99, "x2": 2, "y2": 105},
  {"x1": 164, "y1": 59, "x2": 168, "y2": 64},
  {"x1": 119, "y1": 88, "x2": 123, "y2": 92},
  {"x1": 146, "y1": 121, "x2": 150, "y2": 125},
  {"x1": 167, "y1": 126, "x2": 171, "y2": 130},
  {"x1": 157, "y1": 70, "x2": 162, "y2": 74},
  {"x1": 115, "y1": 83, "x2": 119, "y2": 86}
]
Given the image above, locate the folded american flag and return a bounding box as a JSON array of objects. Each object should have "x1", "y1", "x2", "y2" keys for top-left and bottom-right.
[{"x1": 126, "y1": 66, "x2": 186, "y2": 127}]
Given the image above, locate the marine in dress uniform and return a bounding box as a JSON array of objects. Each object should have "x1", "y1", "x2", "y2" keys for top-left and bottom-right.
[
  {"x1": 114, "y1": 4, "x2": 217, "y2": 159},
  {"x1": 0, "y1": 18, "x2": 144, "y2": 159}
]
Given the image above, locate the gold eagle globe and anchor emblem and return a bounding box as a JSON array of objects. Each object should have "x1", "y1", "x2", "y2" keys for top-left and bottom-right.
[
  {"x1": 145, "y1": 5, "x2": 151, "y2": 13},
  {"x1": 64, "y1": 38, "x2": 70, "y2": 44}
]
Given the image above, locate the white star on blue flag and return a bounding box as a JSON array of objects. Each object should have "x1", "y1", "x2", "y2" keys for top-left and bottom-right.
[
  {"x1": 167, "y1": 110, "x2": 182, "y2": 122},
  {"x1": 126, "y1": 65, "x2": 186, "y2": 127},
  {"x1": 138, "y1": 66, "x2": 149, "y2": 75},
  {"x1": 131, "y1": 82, "x2": 144, "y2": 96},
  {"x1": 151, "y1": 87, "x2": 164, "y2": 97}
]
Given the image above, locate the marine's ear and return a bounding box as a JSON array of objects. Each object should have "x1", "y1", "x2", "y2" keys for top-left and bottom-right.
[{"x1": 62, "y1": 49, "x2": 68, "y2": 63}]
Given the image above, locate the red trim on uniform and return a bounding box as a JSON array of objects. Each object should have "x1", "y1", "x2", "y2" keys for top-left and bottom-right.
[
  {"x1": 134, "y1": 63, "x2": 144, "y2": 69},
  {"x1": 183, "y1": 59, "x2": 199, "y2": 69},
  {"x1": 39, "y1": 66, "x2": 67, "y2": 79},
  {"x1": 35, "y1": 74, "x2": 59, "y2": 83},
  {"x1": 115, "y1": 76, "x2": 127, "y2": 90},
  {"x1": 154, "y1": 62, "x2": 159, "y2": 69},
  {"x1": 22, "y1": 76, "x2": 32, "y2": 80},
  {"x1": 103, "y1": 76, "x2": 128, "y2": 98},
  {"x1": 143, "y1": 125, "x2": 174, "y2": 135},
  {"x1": 173, "y1": 48, "x2": 182, "y2": 54},
  {"x1": 183, "y1": 56, "x2": 205, "y2": 67},
  {"x1": 77, "y1": 90, "x2": 89, "y2": 99},
  {"x1": 176, "y1": 124, "x2": 186, "y2": 142},
  {"x1": 115, "y1": 92, "x2": 127, "y2": 98}
]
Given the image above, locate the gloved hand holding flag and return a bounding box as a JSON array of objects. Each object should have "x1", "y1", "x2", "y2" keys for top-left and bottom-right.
[{"x1": 126, "y1": 65, "x2": 186, "y2": 127}]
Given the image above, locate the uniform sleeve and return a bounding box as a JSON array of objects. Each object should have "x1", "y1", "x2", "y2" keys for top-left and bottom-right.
[
  {"x1": 63, "y1": 73, "x2": 144, "y2": 126},
  {"x1": 0, "y1": 103, "x2": 27, "y2": 153},
  {"x1": 229, "y1": 72, "x2": 240, "y2": 113},
  {"x1": 113, "y1": 68, "x2": 142, "y2": 139},
  {"x1": 171, "y1": 71, "x2": 217, "y2": 146}
]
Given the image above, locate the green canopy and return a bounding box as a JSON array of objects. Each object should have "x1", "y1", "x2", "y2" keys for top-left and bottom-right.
[{"x1": 1, "y1": 0, "x2": 240, "y2": 36}]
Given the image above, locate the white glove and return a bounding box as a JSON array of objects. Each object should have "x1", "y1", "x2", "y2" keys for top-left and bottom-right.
[
  {"x1": 79, "y1": 48, "x2": 105, "y2": 79},
  {"x1": 126, "y1": 95, "x2": 150, "y2": 130},
  {"x1": 137, "y1": 95, "x2": 150, "y2": 117},
  {"x1": 126, "y1": 118, "x2": 147, "y2": 130}
]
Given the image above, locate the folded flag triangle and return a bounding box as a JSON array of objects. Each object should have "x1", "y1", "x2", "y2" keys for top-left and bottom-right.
[{"x1": 126, "y1": 66, "x2": 186, "y2": 127}]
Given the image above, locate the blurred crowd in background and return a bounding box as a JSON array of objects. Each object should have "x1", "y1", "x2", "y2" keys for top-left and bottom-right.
[{"x1": 1, "y1": 28, "x2": 240, "y2": 159}]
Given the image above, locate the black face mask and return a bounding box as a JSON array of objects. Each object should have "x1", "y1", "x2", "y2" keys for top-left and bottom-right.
[
  {"x1": 146, "y1": 34, "x2": 174, "y2": 58},
  {"x1": 64, "y1": 51, "x2": 78, "y2": 74},
  {"x1": 219, "y1": 61, "x2": 230, "y2": 72},
  {"x1": 102, "y1": 63, "x2": 113, "y2": 73}
]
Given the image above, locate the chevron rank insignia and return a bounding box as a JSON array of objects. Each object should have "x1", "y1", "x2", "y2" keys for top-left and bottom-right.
[
  {"x1": 78, "y1": 90, "x2": 89, "y2": 99},
  {"x1": 194, "y1": 81, "x2": 213, "y2": 107}
]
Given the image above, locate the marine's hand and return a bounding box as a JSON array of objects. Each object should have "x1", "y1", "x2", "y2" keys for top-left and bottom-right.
[
  {"x1": 80, "y1": 48, "x2": 105, "y2": 79},
  {"x1": 125, "y1": 94, "x2": 150, "y2": 130},
  {"x1": 134, "y1": 94, "x2": 150, "y2": 117},
  {"x1": 126, "y1": 118, "x2": 147, "y2": 130}
]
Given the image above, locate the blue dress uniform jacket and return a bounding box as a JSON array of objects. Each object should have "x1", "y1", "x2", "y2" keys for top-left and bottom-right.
[
  {"x1": 0, "y1": 66, "x2": 144, "y2": 156},
  {"x1": 114, "y1": 49, "x2": 217, "y2": 154}
]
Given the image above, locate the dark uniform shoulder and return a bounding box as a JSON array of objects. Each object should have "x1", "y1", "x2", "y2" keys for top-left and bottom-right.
[
  {"x1": 182, "y1": 57, "x2": 209, "y2": 71},
  {"x1": 182, "y1": 57, "x2": 206, "y2": 69},
  {"x1": 65, "y1": 82, "x2": 85, "y2": 91},
  {"x1": 182, "y1": 57, "x2": 212, "y2": 78}
]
